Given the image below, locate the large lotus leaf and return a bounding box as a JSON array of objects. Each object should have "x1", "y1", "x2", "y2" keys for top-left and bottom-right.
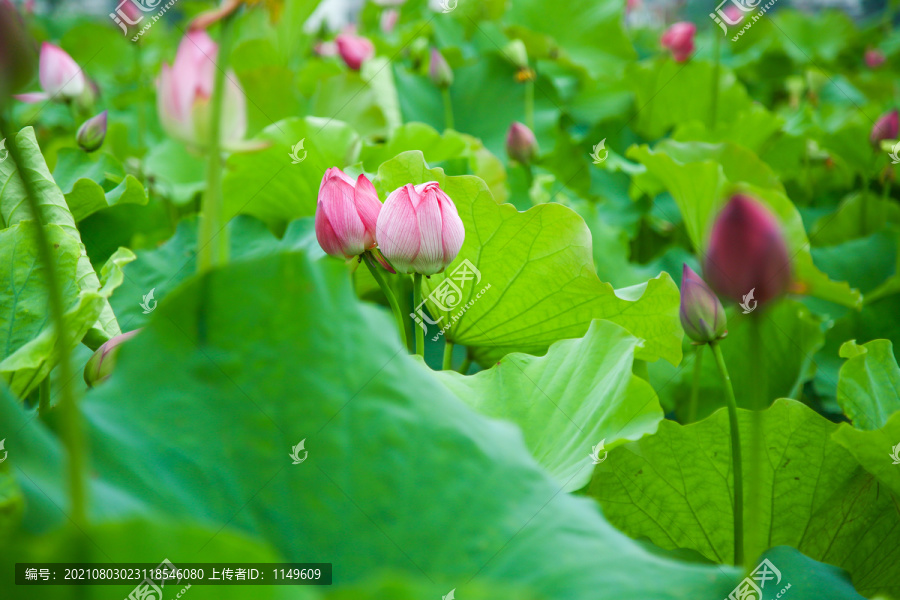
[
  {"x1": 222, "y1": 117, "x2": 360, "y2": 227},
  {"x1": 0, "y1": 249, "x2": 742, "y2": 599},
  {"x1": 142, "y1": 139, "x2": 207, "y2": 206},
  {"x1": 505, "y1": 0, "x2": 634, "y2": 77},
  {"x1": 627, "y1": 61, "x2": 753, "y2": 139},
  {"x1": 834, "y1": 339, "x2": 900, "y2": 430},
  {"x1": 0, "y1": 222, "x2": 105, "y2": 398},
  {"x1": 375, "y1": 151, "x2": 683, "y2": 365},
  {"x1": 433, "y1": 319, "x2": 663, "y2": 492},
  {"x1": 51, "y1": 149, "x2": 147, "y2": 222},
  {"x1": 0, "y1": 127, "x2": 120, "y2": 343},
  {"x1": 588, "y1": 399, "x2": 899, "y2": 598},
  {"x1": 833, "y1": 411, "x2": 900, "y2": 499},
  {"x1": 109, "y1": 215, "x2": 321, "y2": 330},
  {"x1": 628, "y1": 141, "x2": 862, "y2": 309}
]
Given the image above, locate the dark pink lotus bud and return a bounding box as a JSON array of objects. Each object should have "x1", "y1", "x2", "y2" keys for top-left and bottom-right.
[
  {"x1": 506, "y1": 122, "x2": 538, "y2": 165},
  {"x1": 870, "y1": 109, "x2": 899, "y2": 146},
  {"x1": 315, "y1": 167, "x2": 382, "y2": 258},
  {"x1": 335, "y1": 33, "x2": 374, "y2": 71},
  {"x1": 661, "y1": 22, "x2": 696, "y2": 63},
  {"x1": 0, "y1": 0, "x2": 37, "y2": 104},
  {"x1": 865, "y1": 48, "x2": 885, "y2": 69},
  {"x1": 704, "y1": 195, "x2": 791, "y2": 308},
  {"x1": 375, "y1": 182, "x2": 464, "y2": 275},
  {"x1": 76, "y1": 110, "x2": 107, "y2": 152},
  {"x1": 680, "y1": 265, "x2": 727, "y2": 344},
  {"x1": 429, "y1": 48, "x2": 453, "y2": 88},
  {"x1": 84, "y1": 329, "x2": 141, "y2": 386}
]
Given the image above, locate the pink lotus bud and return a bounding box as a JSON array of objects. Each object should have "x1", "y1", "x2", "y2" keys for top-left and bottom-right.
[
  {"x1": 0, "y1": 0, "x2": 38, "y2": 104},
  {"x1": 661, "y1": 22, "x2": 696, "y2": 63},
  {"x1": 506, "y1": 122, "x2": 538, "y2": 165},
  {"x1": 335, "y1": 33, "x2": 374, "y2": 71},
  {"x1": 704, "y1": 194, "x2": 791, "y2": 308},
  {"x1": 680, "y1": 264, "x2": 727, "y2": 344},
  {"x1": 315, "y1": 167, "x2": 382, "y2": 258},
  {"x1": 429, "y1": 48, "x2": 453, "y2": 88},
  {"x1": 156, "y1": 31, "x2": 247, "y2": 149},
  {"x1": 376, "y1": 182, "x2": 465, "y2": 275},
  {"x1": 865, "y1": 48, "x2": 885, "y2": 69},
  {"x1": 380, "y1": 8, "x2": 399, "y2": 33},
  {"x1": 870, "y1": 109, "x2": 899, "y2": 146},
  {"x1": 76, "y1": 110, "x2": 107, "y2": 152},
  {"x1": 14, "y1": 42, "x2": 85, "y2": 103},
  {"x1": 83, "y1": 329, "x2": 141, "y2": 387}
]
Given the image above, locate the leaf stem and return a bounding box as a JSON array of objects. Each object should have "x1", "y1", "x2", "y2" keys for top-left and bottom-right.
[
  {"x1": 197, "y1": 13, "x2": 237, "y2": 273},
  {"x1": 39, "y1": 377, "x2": 51, "y2": 415},
  {"x1": 711, "y1": 33, "x2": 721, "y2": 130},
  {"x1": 687, "y1": 344, "x2": 704, "y2": 423},
  {"x1": 413, "y1": 273, "x2": 424, "y2": 357},
  {"x1": 0, "y1": 116, "x2": 86, "y2": 530},
  {"x1": 525, "y1": 78, "x2": 535, "y2": 131},
  {"x1": 458, "y1": 353, "x2": 472, "y2": 375},
  {"x1": 710, "y1": 340, "x2": 744, "y2": 567},
  {"x1": 443, "y1": 341, "x2": 454, "y2": 370},
  {"x1": 747, "y1": 315, "x2": 765, "y2": 563},
  {"x1": 441, "y1": 87, "x2": 454, "y2": 131},
  {"x1": 362, "y1": 252, "x2": 408, "y2": 349}
]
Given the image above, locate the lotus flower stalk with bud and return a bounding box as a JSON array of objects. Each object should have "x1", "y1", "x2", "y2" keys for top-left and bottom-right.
[
  {"x1": 870, "y1": 109, "x2": 899, "y2": 146},
  {"x1": 506, "y1": 122, "x2": 538, "y2": 166},
  {"x1": 660, "y1": 22, "x2": 696, "y2": 63},
  {"x1": 76, "y1": 110, "x2": 107, "y2": 152},
  {"x1": 84, "y1": 329, "x2": 142, "y2": 387},
  {"x1": 336, "y1": 33, "x2": 375, "y2": 71},
  {"x1": 680, "y1": 265, "x2": 727, "y2": 344}
]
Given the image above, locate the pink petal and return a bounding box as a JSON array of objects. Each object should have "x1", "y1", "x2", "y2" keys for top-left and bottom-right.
[
  {"x1": 411, "y1": 183, "x2": 444, "y2": 275},
  {"x1": 376, "y1": 184, "x2": 420, "y2": 274},
  {"x1": 354, "y1": 174, "x2": 381, "y2": 247},
  {"x1": 322, "y1": 175, "x2": 366, "y2": 256},
  {"x1": 14, "y1": 92, "x2": 50, "y2": 103},
  {"x1": 39, "y1": 42, "x2": 85, "y2": 98},
  {"x1": 439, "y1": 193, "x2": 465, "y2": 266},
  {"x1": 315, "y1": 201, "x2": 345, "y2": 257}
]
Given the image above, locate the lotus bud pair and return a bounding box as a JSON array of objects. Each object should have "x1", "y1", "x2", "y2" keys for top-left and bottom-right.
[
  {"x1": 84, "y1": 329, "x2": 141, "y2": 387},
  {"x1": 157, "y1": 31, "x2": 248, "y2": 150},
  {"x1": 661, "y1": 22, "x2": 696, "y2": 63},
  {"x1": 315, "y1": 167, "x2": 465, "y2": 276}
]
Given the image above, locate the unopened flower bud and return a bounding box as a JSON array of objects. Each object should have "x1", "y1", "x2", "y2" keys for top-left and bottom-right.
[
  {"x1": 660, "y1": 22, "x2": 695, "y2": 63},
  {"x1": 680, "y1": 265, "x2": 727, "y2": 344},
  {"x1": 865, "y1": 48, "x2": 886, "y2": 69},
  {"x1": 84, "y1": 329, "x2": 141, "y2": 387},
  {"x1": 503, "y1": 39, "x2": 529, "y2": 69},
  {"x1": 336, "y1": 33, "x2": 375, "y2": 71},
  {"x1": 429, "y1": 48, "x2": 453, "y2": 88},
  {"x1": 315, "y1": 167, "x2": 382, "y2": 258},
  {"x1": 76, "y1": 110, "x2": 107, "y2": 152},
  {"x1": 871, "y1": 109, "x2": 899, "y2": 146},
  {"x1": 375, "y1": 182, "x2": 464, "y2": 275},
  {"x1": 704, "y1": 194, "x2": 791, "y2": 309},
  {"x1": 506, "y1": 122, "x2": 538, "y2": 165}
]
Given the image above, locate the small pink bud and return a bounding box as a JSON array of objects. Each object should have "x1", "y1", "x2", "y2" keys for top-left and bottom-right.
[
  {"x1": 381, "y1": 8, "x2": 399, "y2": 33},
  {"x1": 661, "y1": 22, "x2": 696, "y2": 63},
  {"x1": 429, "y1": 48, "x2": 453, "y2": 88},
  {"x1": 376, "y1": 182, "x2": 465, "y2": 275},
  {"x1": 704, "y1": 194, "x2": 791, "y2": 308},
  {"x1": 506, "y1": 122, "x2": 538, "y2": 165},
  {"x1": 156, "y1": 31, "x2": 247, "y2": 149},
  {"x1": 14, "y1": 42, "x2": 85, "y2": 103},
  {"x1": 335, "y1": 33, "x2": 374, "y2": 71},
  {"x1": 870, "y1": 109, "x2": 899, "y2": 146},
  {"x1": 84, "y1": 329, "x2": 142, "y2": 387},
  {"x1": 315, "y1": 167, "x2": 382, "y2": 258},
  {"x1": 76, "y1": 110, "x2": 107, "y2": 152},
  {"x1": 680, "y1": 265, "x2": 727, "y2": 344},
  {"x1": 865, "y1": 48, "x2": 885, "y2": 69}
]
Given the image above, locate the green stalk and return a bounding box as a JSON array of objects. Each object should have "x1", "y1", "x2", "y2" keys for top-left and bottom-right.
[
  {"x1": 39, "y1": 377, "x2": 51, "y2": 415},
  {"x1": 711, "y1": 33, "x2": 721, "y2": 130},
  {"x1": 710, "y1": 340, "x2": 744, "y2": 566},
  {"x1": 443, "y1": 341, "x2": 454, "y2": 370},
  {"x1": 0, "y1": 116, "x2": 86, "y2": 530},
  {"x1": 687, "y1": 344, "x2": 704, "y2": 423},
  {"x1": 441, "y1": 88, "x2": 454, "y2": 131},
  {"x1": 362, "y1": 252, "x2": 408, "y2": 349},
  {"x1": 458, "y1": 353, "x2": 472, "y2": 375},
  {"x1": 413, "y1": 273, "x2": 425, "y2": 356},
  {"x1": 525, "y1": 78, "x2": 535, "y2": 131},
  {"x1": 197, "y1": 13, "x2": 237, "y2": 273},
  {"x1": 397, "y1": 276, "x2": 414, "y2": 353},
  {"x1": 747, "y1": 315, "x2": 765, "y2": 563},
  {"x1": 861, "y1": 174, "x2": 871, "y2": 236}
]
